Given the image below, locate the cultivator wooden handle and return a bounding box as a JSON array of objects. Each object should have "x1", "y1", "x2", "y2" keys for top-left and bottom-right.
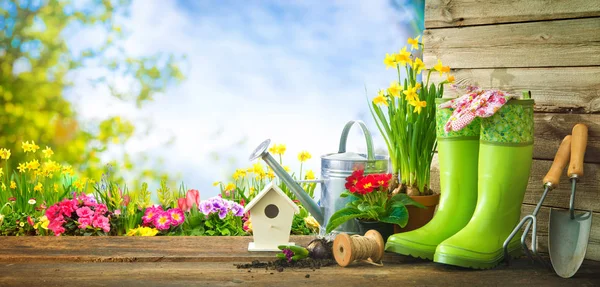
[
  {"x1": 543, "y1": 135, "x2": 571, "y2": 187},
  {"x1": 568, "y1": 124, "x2": 588, "y2": 178}
]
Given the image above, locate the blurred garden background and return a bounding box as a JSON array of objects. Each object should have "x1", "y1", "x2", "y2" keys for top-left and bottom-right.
[{"x1": 1, "y1": 0, "x2": 424, "y2": 199}]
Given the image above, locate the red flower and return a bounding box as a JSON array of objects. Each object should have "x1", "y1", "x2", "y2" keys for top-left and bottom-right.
[
  {"x1": 355, "y1": 175, "x2": 377, "y2": 195},
  {"x1": 345, "y1": 169, "x2": 364, "y2": 190},
  {"x1": 27, "y1": 216, "x2": 34, "y2": 226},
  {"x1": 373, "y1": 174, "x2": 392, "y2": 189}
]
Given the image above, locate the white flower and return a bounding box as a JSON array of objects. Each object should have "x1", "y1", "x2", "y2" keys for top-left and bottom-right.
[
  {"x1": 19, "y1": 222, "x2": 24, "y2": 227},
  {"x1": 0, "y1": 214, "x2": 4, "y2": 226},
  {"x1": 28, "y1": 199, "x2": 36, "y2": 205}
]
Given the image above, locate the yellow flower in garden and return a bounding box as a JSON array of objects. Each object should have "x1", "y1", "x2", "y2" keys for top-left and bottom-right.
[
  {"x1": 267, "y1": 169, "x2": 275, "y2": 180},
  {"x1": 224, "y1": 182, "x2": 235, "y2": 191},
  {"x1": 407, "y1": 35, "x2": 420, "y2": 50},
  {"x1": 232, "y1": 169, "x2": 247, "y2": 181},
  {"x1": 394, "y1": 47, "x2": 412, "y2": 66},
  {"x1": 126, "y1": 226, "x2": 159, "y2": 236},
  {"x1": 447, "y1": 75, "x2": 455, "y2": 83},
  {"x1": 283, "y1": 166, "x2": 291, "y2": 172},
  {"x1": 251, "y1": 163, "x2": 266, "y2": 178},
  {"x1": 304, "y1": 215, "x2": 320, "y2": 232},
  {"x1": 34, "y1": 182, "x2": 43, "y2": 192},
  {"x1": 403, "y1": 83, "x2": 421, "y2": 102},
  {"x1": 212, "y1": 181, "x2": 220, "y2": 187},
  {"x1": 298, "y1": 151, "x2": 312, "y2": 162},
  {"x1": 73, "y1": 178, "x2": 86, "y2": 190},
  {"x1": 43, "y1": 160, "x2": 61, "y2": 176},
  {"x1": 0, "y1": 167, "x2": 3, "y2": 177},
  {"x1": 1, "y1": 183, "x2": 5, "y2": 190},
  {"x1": 373, "y1": 90, "x2": 388, "y2": 106},
  {"x1": 268, "y1": 144, "x2": 287, "y2": 156},
  {"x1": 62, "y1": 165, "x2": 74, "y2": 176},
  {"x1": 433, "y1": 59, "x2": 450, "y2": 76},
  {"x1": 10, "y1": 181, "x2": 16, "y2": 189},
  {"x1": 249, "y1": 187, "x2": 256, "y2": 195},
  {"x1": 42, "y1": 146, "x2": 54, "y2": 158},
  {"x1": 412, "y1": 58, "x2": 425, "y2": 74},
  {"x1": 34, "y1": 216, "x2": 49, "y2": 230},
  {"x1": 305, "y1": 170, "x2": 316, "y2": 180},
  {"x1": 384, "y1": 53, "x2": 396, "y2": 69},
  {"x1": 0, "y1": 148, "x2": 10, "y2": 160},
  {"x1": 17, "y1": 163, "x2": 26, "y2": 173},
  {"x1": 22, "y1": 141, "x2": 40, "y2": 153},
  {"x1": 53, "y1": 183, "x2": 59, "y2": 192},
  {"x1": 387, "y1": 81, "x2": 402, "y2": 98},
  {"x1": 26, "y1": 159, "x2": 40, "y2": 171},
  {"x1": 409, "y1": 99, "x2": 428, "y2": 114}
]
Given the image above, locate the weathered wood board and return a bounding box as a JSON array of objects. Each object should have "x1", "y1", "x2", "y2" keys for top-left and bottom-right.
[
  {"x1": 425, "y1": 0, "x2": 600, "y2": 28},
  {"x1": 0, "y1": 236, "x2": 599, "y2": 286},
  {"x1": 423, "y1": 17, "x2": 600, "y2": 68},
  {"x1": 432, "y1": 67, "x2": 600, "y2": 113}
]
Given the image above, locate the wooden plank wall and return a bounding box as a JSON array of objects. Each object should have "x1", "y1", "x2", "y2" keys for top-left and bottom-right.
[{"x1": 424, "y1": 0, "x2": 600, "y2": 261}]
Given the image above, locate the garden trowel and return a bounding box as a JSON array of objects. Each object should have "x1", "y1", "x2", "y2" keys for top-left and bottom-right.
[{"x1": 549, "y1": 124, "x2": 593, "y2": 278}]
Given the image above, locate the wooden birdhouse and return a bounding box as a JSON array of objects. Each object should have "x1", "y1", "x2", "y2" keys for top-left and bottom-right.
[{"x1": 245, "y1": 181, "x2": 300, "y2": 251}]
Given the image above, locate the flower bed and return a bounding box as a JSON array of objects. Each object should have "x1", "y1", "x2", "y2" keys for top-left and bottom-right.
[{"x1": 0, "y1": 142, "x2": 320, "y2": 237}]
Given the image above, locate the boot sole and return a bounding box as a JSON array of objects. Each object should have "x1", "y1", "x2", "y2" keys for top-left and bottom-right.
[
  {"x1": 385, "y1": 239, "x2": 437, "y2": 260},
  {"x1": 433, "y1": 243, "x2": 523, "y2": 269}
]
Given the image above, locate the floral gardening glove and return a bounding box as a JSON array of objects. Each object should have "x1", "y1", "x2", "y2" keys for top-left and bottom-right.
[{"x1": 438, "y1": 86, "x2": 513, "y2": 133}]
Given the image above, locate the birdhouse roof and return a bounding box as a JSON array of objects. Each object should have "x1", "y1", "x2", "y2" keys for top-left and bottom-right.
[{"x1": 244, "y1": 181, "x2": 300, "y2": 214}]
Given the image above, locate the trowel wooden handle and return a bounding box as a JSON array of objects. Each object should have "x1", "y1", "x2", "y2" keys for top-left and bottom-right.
[
  {"x1": 543, "y1": 135, "x2": 571, "y2": 187},
  {"x1": 568, "y1": 124, "x2": 588, "y2": 178}
]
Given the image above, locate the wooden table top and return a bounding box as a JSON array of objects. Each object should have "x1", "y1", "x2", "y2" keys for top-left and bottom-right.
[{"x1": 0, "y1": 236, "x2": 598, "y2": 286}]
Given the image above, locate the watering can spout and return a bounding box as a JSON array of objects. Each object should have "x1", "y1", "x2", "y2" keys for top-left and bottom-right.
[{"x1": 249, "y1": 139, "x2": 325, "y2": 225}]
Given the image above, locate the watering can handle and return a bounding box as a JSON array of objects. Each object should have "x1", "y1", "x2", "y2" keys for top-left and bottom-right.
[{"x1": 338, "y1": 120, "x2": 375, "y2": 160}]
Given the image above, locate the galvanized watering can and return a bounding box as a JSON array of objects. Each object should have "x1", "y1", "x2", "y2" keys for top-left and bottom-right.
[{"x1": 249, "y1": 120, "x2": 388, "y2": 234}]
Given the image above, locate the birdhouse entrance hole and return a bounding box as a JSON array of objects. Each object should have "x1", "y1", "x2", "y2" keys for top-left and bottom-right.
[{"x1": 265, "y1": 204, "x2": 279, "y2": 218}]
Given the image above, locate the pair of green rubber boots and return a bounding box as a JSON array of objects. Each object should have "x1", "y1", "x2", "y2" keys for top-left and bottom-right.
[{"x1": 385, "y1": 98, "x2": 535, "y2": 269}]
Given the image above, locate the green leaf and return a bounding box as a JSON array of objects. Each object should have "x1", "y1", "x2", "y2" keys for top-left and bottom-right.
[
  {"x1": 390, "y1": 193, "x2": 425, "y2": 208},
  {"x1": 326, "y1": 207, "x2": 366, "y2": 233},
  {"x1": 379, "y1": 205, "x2": 409, "y2": 227},
  {"x1": 339, "y1": 190, "x2": 352, "y2": 198}
]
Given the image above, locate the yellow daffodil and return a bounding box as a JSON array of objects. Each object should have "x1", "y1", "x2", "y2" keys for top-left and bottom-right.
[
  {"x1": 1, "y1": 183, "x2": 5, "y2": 190},
  {"x1": 62, "y1": 165, "x2": 74, "y2": 176},
  {"x1": 212, "y1": 181, "x2": 221, "y2": 187},
  {"x1": 10, "y1": 181, "x2": 16, "y2": 189},
  {"x1": 298, "y1": 151, "x2": 312, "y2": 162},
  {"x1": 394, "y1": 47, "x2": 412, "y2": 66},
  {"x1": 73, "y1": 178, "x2": 85, "y2": 190},
  {"x1": 42, "y1": 146, "x2": 54, "y2": 158},
  {"x1": 0, "y1": 148, "x2": 10, "y2": 160},
  {"x1": 407, "y1": 35, "x2": 420, "y2": 50},
  {"x1": 305, "y1": 170, "x2": 316, "y2": 180},
  {"x1": 249, "y1": 187, "x2": 256, "y2": 195},
  {"x1": 224, "y1": 182, "x2": 235, "y2": 191},
  {"x1": 26, "y1": 159, "x2": 40, "y2": 171},
  {"x1": 0, "y1": 167, "x2": 2, "y2": 177},
  {"x1": 373, "y1": 90, "x2": 388, "y2": 106},
  {"x1": 412, "y1": 58, "x2": 425, "y2": 74},
  {"x1": 22, "y1": 141, "x2": 40, "y2": 153},
  {"x1": 387, "y1": 81, "x2": 402, "y2": 97},
  {"x1": 232, "y1": 169, "x2": 247, "y2": 181},
  {"x1": 34, "y1": 182, "x2": 43, "y2": 192},
  {"x1": 433, "y1": 59, "x2": 451, "y2": 76},
  {"x1": 384, "y1": 53, "x2": 397, "y2": 69},
  {"x1": 268, "y1": 144, "x2": 287, "y2": 156},
  {"x1": 447, "y1": 75, "x2": 455, "y2": 83},
  {"x1": 251, "y1": 162, "x2": 265, "y2": 177},
  {"x1": 53, "y1": 183, "x2": 59, "y2": 192},
  {"x1": 267, "y1": 169, "x2": 275, "y2": 180},
  {"x1": 403, "y1": 83, "x2": 421, "y2": 102},
  {"x1": 283, "y1": 166, "x2": 291, "y2": 172},
  {"x1": 17, "y1": 163, "x2": 27, "y2": 173},
  {"x1": 409, "y1": 99, "x2": 428, "y2": 114}
]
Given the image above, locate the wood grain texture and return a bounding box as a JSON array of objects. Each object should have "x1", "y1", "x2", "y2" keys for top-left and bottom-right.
[
  {"x1": 521, "y1": 204, "x2": 600, "y2": 261},
  {"x1": 423, "y1": 17, "x2": 600, "y2": 68},
  {"x1": 425, "y1": 0, "x2": 600, "y2": 28},
  {"x1": 432, "y1": 67, "x2": 600, "y2": 113},
  {"x1": 1, "y1": 260, "x2": 599, "y2": 286}
]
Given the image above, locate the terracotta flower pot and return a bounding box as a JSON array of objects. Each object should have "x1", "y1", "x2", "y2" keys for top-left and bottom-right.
[
  {"x1": 394, "y1": 193, "x2": 440, "y2": 233},
  {"x1": 356, "y1": 219, "x2": 395, "y2": 243}
]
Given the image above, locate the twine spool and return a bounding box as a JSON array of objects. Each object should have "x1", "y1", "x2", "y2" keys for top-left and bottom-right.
[{"x1": 333, "y1": 230, "x2": 385, "y2": 267}]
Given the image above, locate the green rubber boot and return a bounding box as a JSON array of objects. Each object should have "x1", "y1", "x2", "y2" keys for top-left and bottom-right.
[
  {"x1": 434, "y1": 99, "x2": 535, "y2": 269},
  {"x1": 385, "y1": 98, "x2": 480, "y2": 260}
]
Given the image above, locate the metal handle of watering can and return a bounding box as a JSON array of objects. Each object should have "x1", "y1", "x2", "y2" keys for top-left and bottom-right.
[{"x1": 338, "y1": 120, "x2": 375, "y2": 160}]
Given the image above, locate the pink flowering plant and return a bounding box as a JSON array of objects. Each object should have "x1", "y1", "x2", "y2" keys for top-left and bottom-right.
[
  {"x1": 45, "y1": 193, "x2": 111, "y2": 236},
  {"x1": 141, "y1": 205, "x2": 185, "y2": 235}
]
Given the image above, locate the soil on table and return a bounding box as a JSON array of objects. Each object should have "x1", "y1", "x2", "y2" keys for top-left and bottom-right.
[{"x1": 235, "y1": 258, "x2": 336, "y2": 272}]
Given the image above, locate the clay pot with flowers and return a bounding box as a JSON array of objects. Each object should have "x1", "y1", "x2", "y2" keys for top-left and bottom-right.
[
  {"x1": 369, "y1": 35, "x2": 454, "y2": 232},
  {"x1": 325, "y1": 170, "x2": 423, "y2": 242}
]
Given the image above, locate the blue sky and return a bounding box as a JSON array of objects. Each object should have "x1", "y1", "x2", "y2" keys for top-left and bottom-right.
[{"x1": 66, "y1": 0, "x2": 424, "y2": 198}]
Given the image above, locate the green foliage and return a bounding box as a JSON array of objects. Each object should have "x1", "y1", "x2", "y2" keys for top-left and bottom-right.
[
  {"x1": 0, "y1": 210, "x2": 36, "y2": 236},
  {"x1": 182, "y1": 211, "x2": 245, "y2": 236},
  {"x1": 0, "y1": 0, "x2": 184, "y2": 184}
]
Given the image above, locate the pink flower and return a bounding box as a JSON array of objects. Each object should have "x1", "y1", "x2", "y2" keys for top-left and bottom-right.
[
  {"x1": 153, "y1": 212, "x2": 172, "y2": 231},
  {"x1": 27, "y1": 216, "x2": 34, "y2": 226},
  {"x1": 45, "y1": 205, "x2": 61, "y2": 221},
  {"x1": 48, "y1": 215, "x2": 66, "y2": 236},
  {"x1": 78, "y1": 217, "x2": 92, "y2": 229},
  {"x1": 177, "y1": 198, "x2": 188, "y2": 212},
  {"x1": 123, "y1": 195, "x2": 130, "y2": 207},
  {"x1": 142, "y1": 206, "x2": 163, "y2": 225},
  {"x1": 167, "y1": 208, "x2": 185, "y2": 226},
  {"x1": 58, "y1": 199, "x2": 78, "y2": 217},
  {"x1": 186, "y1": 189, "x2": 200, "y2": 210},
  {"x1": 94, "y1": 204, "x2": 108, "y2": 215},
  {"x1": 92, "y1": 215, "x2": 110, "y2": 233},
  {"x1": 76, "y1": 207, "x2": 94, "y2": 219},
  {"x1": 114, "y1": 209, "x2": 121, "y2": 216}
]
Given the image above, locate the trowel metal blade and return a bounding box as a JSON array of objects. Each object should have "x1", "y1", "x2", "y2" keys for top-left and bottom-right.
[{"x1": 548, "y1": 208, "x2": 593, "y2": 278}]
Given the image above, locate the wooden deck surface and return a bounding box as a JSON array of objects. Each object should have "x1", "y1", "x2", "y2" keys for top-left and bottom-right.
[{"x1": 0, "y1": 236, "x2": 599, "y2": 286}]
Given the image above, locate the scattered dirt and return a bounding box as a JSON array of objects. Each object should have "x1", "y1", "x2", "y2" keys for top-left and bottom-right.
[{"x1": 235, "y1": 258, "x2": 336, "y2": 272}]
